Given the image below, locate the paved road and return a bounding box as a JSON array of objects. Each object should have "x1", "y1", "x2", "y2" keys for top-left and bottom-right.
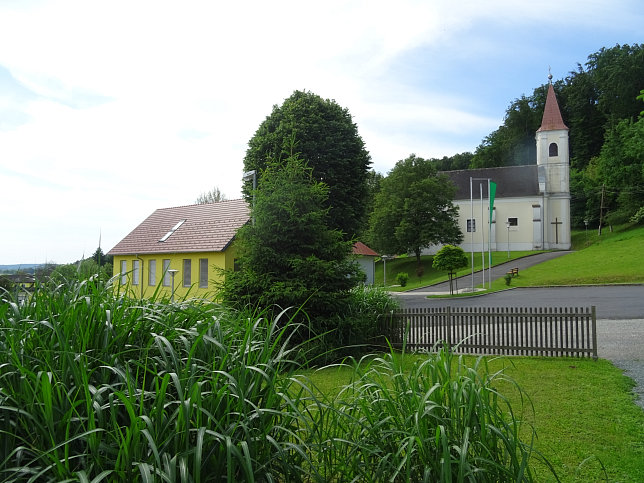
[{"x1": 396, "y1": 285, "x2": 644, "y2": 319}]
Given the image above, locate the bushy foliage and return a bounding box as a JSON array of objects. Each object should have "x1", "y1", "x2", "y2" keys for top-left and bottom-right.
[
  {"x1": 220, "y1": 155, "x2": 363, "y2": 335},
  {"x1": 369, "y1": 154, "x2": 463, "y2": 264},
  {"x1": 243, "y1": 90, "x2": 371, "y2": 238},
  {"x1": 630, "y1": 206, "x2": 644, "y2": 224},
  {"x1": 317, "y1": 285, "x2": 400, "y2": 361},
  {"x1": 194, "y1": 185, "x2": 227, "y2": 204},
  {"x1": 595, "y1": 116, "x2": 644, "y2": 224},
  {"x1": 395, "y1": 272, "x2": 409, "y2": 287},
  {"x1": 49, "y1": 258, "x2": 113, "y2": 284}
]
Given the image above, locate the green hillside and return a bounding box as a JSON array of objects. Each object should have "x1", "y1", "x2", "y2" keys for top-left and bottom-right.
[
  {"x1": 490, "y1": 224, "x2": 644, "y2": 289},
  {"x1": 375, "y1": 224, "x2": 644, "y2": 292}
]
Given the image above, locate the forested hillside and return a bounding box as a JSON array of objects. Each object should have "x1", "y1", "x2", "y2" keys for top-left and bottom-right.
[{"x1": 433, "y1": 44, "x2": 644, "y2": 228}]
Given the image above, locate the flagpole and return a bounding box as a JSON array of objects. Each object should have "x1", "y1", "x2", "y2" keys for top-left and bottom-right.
[
  {"x1": 470, "y1": 177, "x2": 474, "y2": 293},
  {"x1": 480, "y1": 183, "x2": 485, "y2": 289},
  {"x1": 488, "y1": 179, "x2": 492, "y2": 289}
]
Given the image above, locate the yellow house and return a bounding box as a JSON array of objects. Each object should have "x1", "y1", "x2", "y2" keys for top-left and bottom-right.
[{"x1": 108, "y1": 199, "x2": 249, "y2": 299}]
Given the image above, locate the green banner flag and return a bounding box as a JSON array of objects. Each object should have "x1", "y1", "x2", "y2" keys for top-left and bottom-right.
[{"x1": 489, "y1": 181, "x2": 497, "y2": 224}]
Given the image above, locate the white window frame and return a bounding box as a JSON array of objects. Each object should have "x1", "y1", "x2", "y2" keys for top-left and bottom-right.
[
  {"x1": 148, "y1": 259, "x2": 156, "y2": 286},
  {"x1": 199, "y1": 258, "x2": 208, "y2": 288},
  {"x1": 183, "y1": 259, "x2": 191, "y2": 287},
  {"x1": 132, "y1": 260, "x2": 140, "y2": 286},
  {"x1": 163, "y1": 259, "x2": 171, "y2": 286},
  {"x1": 120, "y1": 260, "x2": 127, "y2": 285},
  {"x1": 467, "y1": 219, "x2": 476, "y2": 233}
]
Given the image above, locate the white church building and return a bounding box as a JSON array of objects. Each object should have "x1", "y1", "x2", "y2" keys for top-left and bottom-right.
[{"x1": 442, "y1": 80, "x2": 571, "y2": 253}]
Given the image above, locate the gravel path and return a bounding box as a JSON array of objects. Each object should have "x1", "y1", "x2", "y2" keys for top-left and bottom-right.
[{"x1": 597, "y1": 319, "x2": 644, "y2": 410}]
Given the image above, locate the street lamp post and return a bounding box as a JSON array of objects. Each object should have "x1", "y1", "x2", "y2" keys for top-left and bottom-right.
[
  {"x1": 381, "y1": 255, "x2": 393, "y2": 287},
  {"x1": 505, "y1": 221, "x2": 511, "y2": 258},
  {"x1": 168, "y1": 269, "x2": 178, "y2": 302},
  {"x1": 584, "y1": 219, "x2": 589, "y2": 245}
]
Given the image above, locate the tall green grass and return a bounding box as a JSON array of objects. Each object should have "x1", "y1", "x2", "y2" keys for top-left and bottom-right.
[
  {"x1": 0, "y1": 279, "x2": 551, "y2": 481},
  {"x1": 0, "y1": 278, "x2": 310, "y2": 481},
  {"x1": 304, "y1": 347, "x2": 552, "y2": 481}
]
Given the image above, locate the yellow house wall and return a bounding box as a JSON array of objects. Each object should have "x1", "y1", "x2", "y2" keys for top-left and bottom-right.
[{"x1": 112, "y1": 249, "x2": 235, "y2": 300}]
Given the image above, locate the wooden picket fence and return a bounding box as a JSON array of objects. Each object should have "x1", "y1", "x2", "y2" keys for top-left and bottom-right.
[{"x1": 380, "y1": 306, "x2": 597, "y2": 359}]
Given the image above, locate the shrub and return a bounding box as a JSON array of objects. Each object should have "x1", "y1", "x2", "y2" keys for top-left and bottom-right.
[
  {"x1": 395, "y1": 272, "x2": 409, "y2": 287},
  {"x1": 504, "y1": 273, "x2": 513, "y2": 286},
  {"x1": 298, "y1": 284, "x2": 400, "y2": 364}
]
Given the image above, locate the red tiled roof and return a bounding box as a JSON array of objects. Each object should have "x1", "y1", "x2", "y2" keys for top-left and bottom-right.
[
  {"x1": 108, "y1": 199, "x2": 250, "y2": 256},
  {"x1": 537, "y1": 83, "x2": 568, "y2": 132},
  {"x1": 353, "y1": 241, "x2": 378, "y2": 257}
]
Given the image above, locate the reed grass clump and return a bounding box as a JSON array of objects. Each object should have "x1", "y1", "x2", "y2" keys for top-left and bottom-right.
[
  {"x1": 0, "y1": 278, "x2": 309, "y2": 481},
  {"x1": 307, "y1": 346, "x2": 550, "y2": 482},
  {"x1": 0, "y1": 279, "x2": 551, "y2": 481}
]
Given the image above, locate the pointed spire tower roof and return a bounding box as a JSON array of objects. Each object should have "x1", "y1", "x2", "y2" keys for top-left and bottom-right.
[{"x1": 538, "y1": 75, "x2": 568, "y2": 132}]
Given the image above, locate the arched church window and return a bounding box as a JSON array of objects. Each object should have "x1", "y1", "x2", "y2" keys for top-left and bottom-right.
[{"x1": 549, "y1": 142, "x2": 558, "y2": 157}]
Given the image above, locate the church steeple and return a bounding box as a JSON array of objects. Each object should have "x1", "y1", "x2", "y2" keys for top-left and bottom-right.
[
  {"x1": 538, "y1": 82, "x2": 568, "y2": 132},
  {"x1": 534, "y1": 71, "x2": 571, "y2": 250}
]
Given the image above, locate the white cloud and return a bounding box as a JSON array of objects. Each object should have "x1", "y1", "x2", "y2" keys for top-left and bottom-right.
[{"x1": 0, "y1": 0, "x2": 642, "y2": 263}]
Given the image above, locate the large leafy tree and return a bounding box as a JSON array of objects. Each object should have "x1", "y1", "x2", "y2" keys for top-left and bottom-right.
[
  {"x1": 369, "y1": 154, "x2": 463, "y2": 266},
  {"x1": 561, "y1": 65, "x2": 606, "y2": 170},
  {"x1": 593, "y1": 116, "x2": 644, "y2": 224},
  {"x1": 221, "y1": 154, "x2": 363, "y2": 324},
  {"x1": 471, "y1": 87, "x2": 549, "y2": 169},
  {"x1": 243, "y1": 90, "x2": 372, "y2": 238},
  {"x1": 585, "y1": 44, "x2": 644, "y2": 125}
]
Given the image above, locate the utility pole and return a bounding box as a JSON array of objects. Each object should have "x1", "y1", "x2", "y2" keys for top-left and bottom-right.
[{"x1": 598, "y1": 184, "x2": 605, "y2": 236}]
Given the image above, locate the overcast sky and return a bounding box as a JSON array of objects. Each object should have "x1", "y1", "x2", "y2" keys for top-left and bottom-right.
[{"x1": 1, "y1": 0, "x2": 642, "y2": 265}]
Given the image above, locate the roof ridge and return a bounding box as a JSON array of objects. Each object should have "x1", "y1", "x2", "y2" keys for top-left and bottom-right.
[
  {"x1": 155, "y1": 198, "x2": 247, "y2": 211},
  {"x1": 441, "y1": 164, "x2": 537, "y2": 174}
]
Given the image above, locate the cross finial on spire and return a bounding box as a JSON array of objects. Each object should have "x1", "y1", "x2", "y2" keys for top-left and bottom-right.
[{"x1": 548, "y1": 66, "x2": 553, "y2": 83}]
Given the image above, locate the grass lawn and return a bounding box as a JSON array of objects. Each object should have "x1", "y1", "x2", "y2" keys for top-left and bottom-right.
[
  {"x1": 378, "y1": 224, "x2": 644, "y2": 294},
  {"x1": 305, "y1": 353, "x2": 644, "y2": 482},
  {"x1": 489, "y1": 224, "x2": 644, "y2": 290},
  {"x1": 375, "y1": 250, "x2": 543, "y2": 292}
]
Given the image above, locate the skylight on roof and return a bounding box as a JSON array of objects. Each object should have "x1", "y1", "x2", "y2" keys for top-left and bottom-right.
[{"x1": 159, "y1": 219, "x2": 186, "y2": 242}]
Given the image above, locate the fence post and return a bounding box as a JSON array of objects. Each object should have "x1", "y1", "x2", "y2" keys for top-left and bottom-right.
[
  {"x1": 591, "y1": 305, "x2": 597, "y2": 360},
  {"x1": 446, "y1": 306, "x2": 452, "y2": 350}
]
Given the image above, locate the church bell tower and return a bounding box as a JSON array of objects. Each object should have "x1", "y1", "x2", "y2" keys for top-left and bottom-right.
[{"x1": 536, "y1": 74, "x2": 571, "y2": 249}]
